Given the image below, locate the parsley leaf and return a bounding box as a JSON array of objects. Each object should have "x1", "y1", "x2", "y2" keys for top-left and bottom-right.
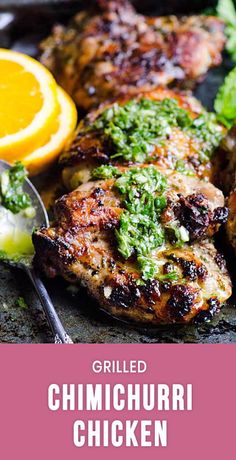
[
  {"x1": 217, "y1": 0, "x2": 236, "y2": 61},
  {"x1": 214, "y1": 67, "x2": 236, "y2": 127}
]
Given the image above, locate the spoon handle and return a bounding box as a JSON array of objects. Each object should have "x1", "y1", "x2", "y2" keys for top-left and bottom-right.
[{"x1": 25, "y1": 266, "x2": 73, "y2": 344}]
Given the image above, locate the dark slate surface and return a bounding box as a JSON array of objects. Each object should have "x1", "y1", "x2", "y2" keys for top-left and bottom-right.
[{"x1": 0, "y1": 1, "x2": 236, "y2": 343}]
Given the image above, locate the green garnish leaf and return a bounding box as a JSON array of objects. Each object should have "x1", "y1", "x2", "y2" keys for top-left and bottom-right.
[
  {"x1": 0, "y1": 161, "x2": 32, "y2": 214},
  {"x1": 217, "y1": 0, "x2": 236, "y2": 25},
  {"x1": 217, "y1": 0, "x2": 236, "y2": 61},
  {"x1": 214, "y1": 67, "x2": 236, "y2": 127}
]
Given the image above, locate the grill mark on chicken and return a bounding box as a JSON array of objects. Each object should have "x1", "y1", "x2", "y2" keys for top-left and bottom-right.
[
  {"x1": 166, "y1": 254, "x2": 208, "y2": 281},
  {"x1": 173, "y1": 193, "x2": 228, "y2": 241},
  {"x1": 167, "y1": 284, "x2": 198, "y2": 319},
  {"x1": 40, "y1": 0, "x2": 225, "y2": 110},
  {"x1": 33, "y1": 167, "x2": 232, "y2": 325},
  {"x1": 193, "y1": 298, "x2": 220, "y2": 323}
]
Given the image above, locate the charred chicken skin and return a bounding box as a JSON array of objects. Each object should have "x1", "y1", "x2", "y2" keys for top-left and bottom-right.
[
  {"x1": 59, "y1": 88, "x2": 225, "y2": 189},
  {"x1": 40, "y1": 0, "x2": 225, "y2": 110},
  {"x1": 33, "y1": 165, "x2": 231, "y2": 325}
]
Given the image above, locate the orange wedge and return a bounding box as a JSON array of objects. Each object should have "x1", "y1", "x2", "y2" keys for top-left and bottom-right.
[
  {"x1": 0, "y1": 48, "x2": 59, "y2": 159},
  {"x1": 23, "y1": 86, "x2": 77, "y2": 175}
]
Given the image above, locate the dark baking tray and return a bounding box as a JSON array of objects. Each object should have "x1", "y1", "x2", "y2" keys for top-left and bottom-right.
[{"x1": 1, "y1": 0, "x2": 236, "y2": 343}]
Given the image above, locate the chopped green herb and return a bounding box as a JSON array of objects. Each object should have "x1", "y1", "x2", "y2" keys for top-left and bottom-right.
[
  {"x1": 214, "y1": 67, "x2": 236, "y2": 127},
  {"x1": 190, "y1": 113, "x2": 223, "y2": 160},
  {"x1": 91, "y1": 165, "x2": 121, "y2": 179},
  {"x1": 217, "y1": 0, "x2": 236, "y2": 61},
  {"x1": 158, "y1": 271, "x2": 179, "y2": 282},
  {"x1": 0, "y1": 162, "x2": 32, "y2": 214},
  {"x1": 112, "y1": 167, "x2": 167, "y2": 279},
  {"x1": 17, "y1": 296, "x2": 28, "y2": 309},
  {"x1": 112, "y1": 166, "x2": 170, "y2": 280},
  {"x1": 115, "y1": 211, "x2": 165, "y2": 261},
  {"x1": 89, "y1": 98, "x2": 223, "y2": 164},
  {"x1": 91, "y1": 164, "x2": 195, "y2": 280},
  {"x1": 115, "y1": 166, "x2": 167, "y2": 195},
  {"x1": 165, "y1": 224, "x2": 190, "y2": 248},
  {"x1": 137, "y1": 255, "x2": 160, "y2": 281},
  {"x1": 175, "y1": 160, "x2": 195, "y2": 176}
]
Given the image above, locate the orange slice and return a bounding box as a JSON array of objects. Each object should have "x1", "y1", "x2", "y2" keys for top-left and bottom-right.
[
  {"x1": 0, "y1": 48, "x2": 59, "y2": 159},
  {"x1": 23, "y1": 86, "x2": 77, "y2": 175}
]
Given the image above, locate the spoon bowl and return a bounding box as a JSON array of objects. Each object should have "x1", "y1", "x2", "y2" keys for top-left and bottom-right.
[
  {"x1": 0, "y1": 159, "x2": 73, "y2": 343},
  {"x1": 0, "y1": 159, "x2": 48, "y2": 265}
]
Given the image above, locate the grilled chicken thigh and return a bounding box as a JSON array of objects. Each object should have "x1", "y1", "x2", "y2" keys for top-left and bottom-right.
[
  {"x1": 40, "y1": 0, "x2": 225, "y2": 110},
  {"x1": 214, "y1": 126, "x2": 236, "y2": 255},
  {"x1": 33, "y1": 165, "x2": 231, "y2": 324},
  {"x1": 227, "y1": 189, "x2": 236, "y2": 254},
  {"x1": 214, "y1": 125, "x2": 236, "y2": 195},
  {"x1": 37, "y1": 1, "x2": 230, "y2": 324},
  {"x1": 60, "y1": 88, "x2": 224, "y2": 190}
]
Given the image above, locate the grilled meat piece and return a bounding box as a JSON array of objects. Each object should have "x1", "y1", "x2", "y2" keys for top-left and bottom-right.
[
  {"x1": 214, "y1": 126, "x2": 236, "y2": 255},
  {"x1": 33, "y1": 166, "x2": 231, "y2": 325},
  {"x1": 59, "y1": 88, "x2": 224, "y2": 189},
  {"x1": 226, "y1": 189, "x2": 236, "y2": 255},
  {"x1": 40, "y1": 0, "x2": 225, "y2": 110},
  {"x1": 213, "y1": 125, "x2": 236, "y2": 195}
]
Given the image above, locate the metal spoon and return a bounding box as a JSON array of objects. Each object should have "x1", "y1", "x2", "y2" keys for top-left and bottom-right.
[{"x1": 0, "y1": 160, "x2": 73, "y2": 344}]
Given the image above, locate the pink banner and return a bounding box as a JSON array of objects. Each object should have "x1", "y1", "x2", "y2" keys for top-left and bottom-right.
[{"x1": 0, "y1": 344, "x2": 235, "y2": 459}]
